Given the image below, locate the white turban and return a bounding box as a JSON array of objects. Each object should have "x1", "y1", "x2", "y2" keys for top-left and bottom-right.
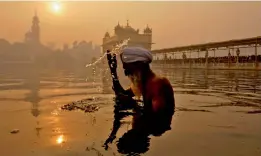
[{"x1": 120, "y1": 47, "x2": 153, "y2": 64}]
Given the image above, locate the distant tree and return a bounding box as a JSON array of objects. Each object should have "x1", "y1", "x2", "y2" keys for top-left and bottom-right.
[
  {"x1": 63, "y1": 43, "x2": 69, "y2": 51},
  {"x1": 46, "y1": 42, "x2": 56, "y2": 50},
  {"x1": 73, "y1": 41, "x2": 78, "y2": 49},
  {"x1": 0, "y1": 38, "x2": 10, "y2": 46},
  {"x1": 0, "y1": 38, "x2": 11, "y2": 54}
]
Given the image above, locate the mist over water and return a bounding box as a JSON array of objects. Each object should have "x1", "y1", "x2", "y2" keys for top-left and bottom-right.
[
  {"x1": 0, "y1": 32, "x2": 261, "y2": 156},
  {"x1": 0, "y1": 58, "x2": 261, "y2": 155}
]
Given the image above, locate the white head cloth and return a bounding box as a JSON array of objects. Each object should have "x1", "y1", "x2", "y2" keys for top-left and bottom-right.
[{"x1": 120, "y1": 47, "x2": 153, "y2": 64}]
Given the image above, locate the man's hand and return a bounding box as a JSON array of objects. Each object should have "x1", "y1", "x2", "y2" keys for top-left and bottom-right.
[
  {"x1": 114, "y1": 93, "x2": 138, "y2": 110},
  {"x1": 106, "y1": 49, "x2": 126, "y2": 94},
  {"x1": 107, "y1": 50, "x2": 117, "y2": 74}
]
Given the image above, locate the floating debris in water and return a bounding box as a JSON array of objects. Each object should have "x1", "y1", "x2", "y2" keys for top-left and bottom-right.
[
  {"x1": 247, "y1": 110, "x2": 261, "y2": 114},
  {"x1": 233, "y1": 110, "x2": 261, "y2": 114},
  {"x1": 10, "y1": 129, "x2": 19, "y2": 134},
  {"x1": 61, "y1": 98, "x2": 100, "y2": 113},
  {"x1": 176, "y1": 107, "x2": 212, "y2": 112}
]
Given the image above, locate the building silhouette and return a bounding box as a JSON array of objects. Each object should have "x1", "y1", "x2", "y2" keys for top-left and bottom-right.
[
  {"x1": 102, "y1": 21, "x2": 153, "y2": 93},
  {"x1": 24, "y1": 10, "x2": 40, "y2": 45},
  {"x1": 102, "y1": 20, "x2": 152, "y2": 52}
]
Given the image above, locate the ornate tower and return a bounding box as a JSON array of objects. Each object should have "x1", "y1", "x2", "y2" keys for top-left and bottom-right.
[
  {"x1": 31, "y1": 10, "x2": 40, "y2": 44},
  {"x1": 101, "y1": 31, "x2": 112, "y2": 94},
  {"x1": 143, "y1": 24, "x2": 152, "y2": 50},
  {"x1": 25, "y1": 10, "x2": 40, "y2": 44}
]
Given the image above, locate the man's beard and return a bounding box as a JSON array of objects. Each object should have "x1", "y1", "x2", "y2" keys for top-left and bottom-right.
[
  {"x1": 128, "y1": 73, "x2": 142, "y2": 97},
  {"x1": 128, "y1": 73, "x2": 141, "y2": 88}
]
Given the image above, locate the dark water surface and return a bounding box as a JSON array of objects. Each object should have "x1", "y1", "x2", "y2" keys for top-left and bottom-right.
[{"x1": 0, "y1": 67, "x2": 261, "y2": 156}]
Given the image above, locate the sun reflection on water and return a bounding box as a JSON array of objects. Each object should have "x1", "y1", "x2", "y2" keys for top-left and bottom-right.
[
  {"x1": 51, "y1": 109, "x2": 60, "y2": 116},
  {"x1": 56, "y1": 135, "x2": 65, "y2": 144}
]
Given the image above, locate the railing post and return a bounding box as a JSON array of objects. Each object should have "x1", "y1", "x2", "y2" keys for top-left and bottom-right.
[
  {"x1": 182, "y1": 52, "x2": 186, "y2": 68},
  {"x1": 236, "y1": 48, "x2": 240, "y2": 68},
  {"x1": 228, "y1": 48, "x2": 231, "y2": 68},
  {"x1": 255, "y1": 38, "x2": 258, "y2": 69},
  {"x1": 189, "y1": 50, "x2": 192, "y2": 69},
  {"x1": 205, "y1": 50, "x2": 208, "y2": 69},
  {"x1": 213, "y1": 49, "x2": 216, "y2": 67}
]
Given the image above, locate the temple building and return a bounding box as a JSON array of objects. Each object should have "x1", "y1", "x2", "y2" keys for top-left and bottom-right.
[
  {"x1": 102, "y1": 20, "x2": 152, "y2": 53},
  {"x1": 24, "y1": 11, "x2": 41, "y2": 45},
  {"x1": 101, "y1": 21, "x2": 153, "y2": 93}
]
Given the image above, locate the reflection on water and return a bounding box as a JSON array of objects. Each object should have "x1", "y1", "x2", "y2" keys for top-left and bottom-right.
[
  {"x1": 103, "y1": 95, "x2": 174, "y2": 155},
  {"x1": 0, "y1": 66, "x2": 261, "y2": 155},
  {"x1": 56, "y1": 135, "x2": 65, "y2": 144},
  {"x1": 116, "y1": 110, "x2": 174, "y2": 155},
  {"x1": 35, "y1": 121, "x2": 42, "y2": 138},
  {"x1": 24, "y1": 67, "x2": 41, "y2": 118},
  {"x1": 155, "y1": 68, "x2": 261, "y2": 94}
]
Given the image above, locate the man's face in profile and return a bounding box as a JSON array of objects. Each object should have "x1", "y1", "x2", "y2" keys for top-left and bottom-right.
[
  {"x1": 122, "y1": 62, "x2": 143, "y2": 88},
  {"x1": 122, "y1": 62, "x2": 135, "y2": 76}
]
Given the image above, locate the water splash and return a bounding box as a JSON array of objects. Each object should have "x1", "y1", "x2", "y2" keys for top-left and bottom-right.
[
  {"x1": 85, "y1": 38, "x2": 130, "y2": 68},
  {"x1": 84, "y1": 38, "x2": 130, "y2": 94}
]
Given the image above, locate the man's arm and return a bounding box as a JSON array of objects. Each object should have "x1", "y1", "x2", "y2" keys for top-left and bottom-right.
[
  {"x1": 112, "y1": 79, "x2": 135, "y2": 97},
  {"x1": 106, "y1": 50, "x2": 134, "y2": 97}
]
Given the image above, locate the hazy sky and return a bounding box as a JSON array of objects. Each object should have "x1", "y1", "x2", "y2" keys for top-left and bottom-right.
[{"x1": 0, "y1": 1, "x2": 260, "y2": 49}]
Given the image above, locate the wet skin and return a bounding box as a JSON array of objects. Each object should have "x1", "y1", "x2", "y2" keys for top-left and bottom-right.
[{"x1": 122, "y1": 62, "x2": 175, "y2": 117}]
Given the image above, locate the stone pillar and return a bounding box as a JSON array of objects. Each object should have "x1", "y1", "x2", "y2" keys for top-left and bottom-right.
[
  {"x1": 164, "y1": 53, "x2": 167, "y2": 68},
  {"x1": 172, "y1": 52, "x2": 175, "y2": 67},
  {"x1": 189, "y1": 51, "x2": 192, "y2": 69},
  {"x1": 197, "y1": 50, "x2": 200, "y2": 65},
  {"x1": 213, "y1": 49, "x2": 216, "y2": 66},
  {"x1": 255, "y1": 41, "x2": 258, "y2": 68},
  {"x1": 228, "y1": 49, "x2": 231, "y2": 68},
  {"x1": 205, "y1": 50, "x2": 208, "y2": 68},
  {"x1": 182, "y1": 52, "x2": 186, "y2": 66},
  {"x1": 236, "y1": 48, "x2": 240, "y2": 67}
]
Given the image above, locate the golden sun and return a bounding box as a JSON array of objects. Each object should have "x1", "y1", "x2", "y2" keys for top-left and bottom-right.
[{"x1": 51, "y1": 1, "x2": 62, "y2": 14}]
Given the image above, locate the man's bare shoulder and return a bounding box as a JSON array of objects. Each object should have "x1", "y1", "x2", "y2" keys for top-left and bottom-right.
[
  {"x1": 150, "y1": 75, "x2": 173, "y2": 91},
  {"x1": 151, "y1": 75, "x2": 171, "y2": 85},
  {"x1": 149, "y1": 74, "x2": 175, "y2": 112}
]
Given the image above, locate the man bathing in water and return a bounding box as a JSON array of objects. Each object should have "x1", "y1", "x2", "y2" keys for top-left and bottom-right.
[
  {"x1": 103, "y1": 47, "x2": 175, "y2": 150},
  {"x1": 116, "y1": 47, "x2": 175, "y2": 120}
]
